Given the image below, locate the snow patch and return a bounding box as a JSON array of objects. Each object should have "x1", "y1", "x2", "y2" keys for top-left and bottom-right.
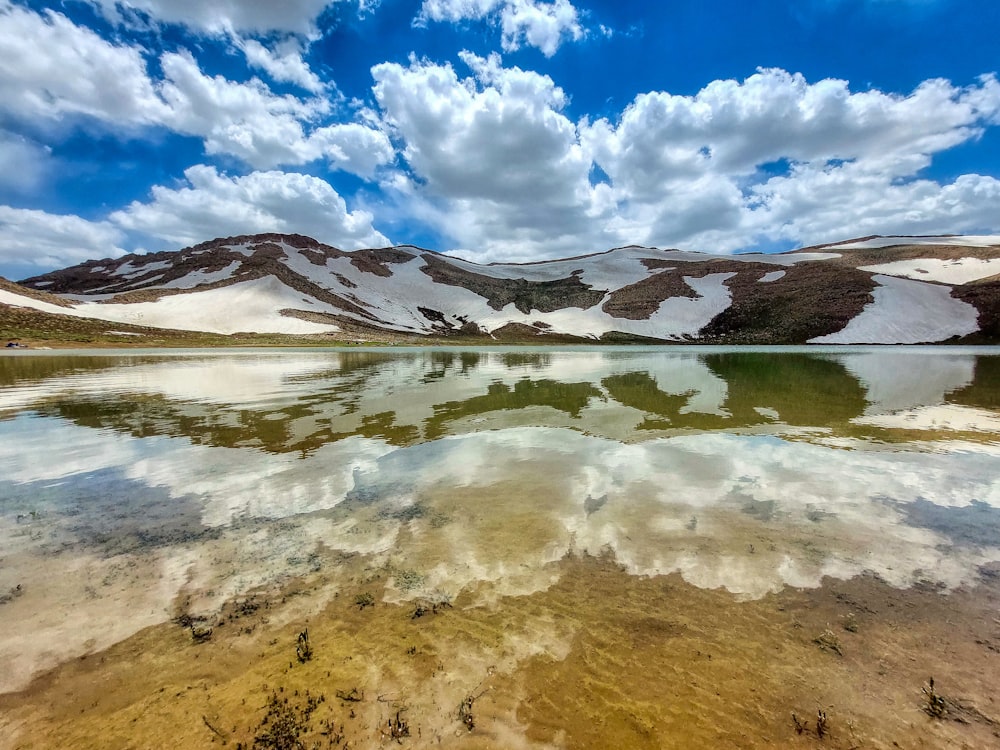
[
  {"x1": 0, "y1": 288, "x2": 84, "y2": 316},
  {"x1": 758, "y1": 270, "x2": 786, "y2": 283},
  {"x1": 853, "y1": 405, "x2": 1000, "y2": 434},
  {"x1": 859, "y1": 257, "x2": 1000, "y2": 285},
  {"x1": 809, "y1": 275, "x2": 979, "y2": 344},
  {"x1": 0, "y1": 277, "x2": 342, "y2": 335},
  {"x1": 159, "y1": 261, "x2": 242, "y2": 289},
  {"x1": 834, "y1": 235, "x2": 1000, "y2": 249},
  {"x1": 78, "y1": 276, "x2": 341, "y2": 335}
]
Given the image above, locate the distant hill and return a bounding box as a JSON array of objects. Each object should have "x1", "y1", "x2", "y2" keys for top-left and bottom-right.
[{"x1": 4, "y1": 233, "x2": 1000, "y2": 344}]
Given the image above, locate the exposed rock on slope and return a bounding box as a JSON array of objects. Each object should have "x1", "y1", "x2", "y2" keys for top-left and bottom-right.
[{"x1": 7, "y1": 233, "x2": 1000, "y2": 343}]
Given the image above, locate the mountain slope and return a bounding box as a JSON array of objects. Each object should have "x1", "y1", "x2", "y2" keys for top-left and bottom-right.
[{"x1": 7, "y1": 233, "x2": 1000, "y2": 344}]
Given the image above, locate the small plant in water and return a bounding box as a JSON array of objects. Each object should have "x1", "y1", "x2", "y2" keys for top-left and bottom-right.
[
  {"x1": 385, "y1": 710, "x2": 410, "y2": 741},
  {"x1": 813, "y1": 628, "x2": 843, "y2": 656},
  {"x1": 816, "y1": 708, "x2": 828, "y2": 738},
  {"x1": 922, "y1": 676, "x2": 946, "y2": 718},
  {"x1": 791, "y1": 712, "x2": 808, "y2": 735},
  {"x1": 458, "y1": 695, "x2": 476, "y2": 731},
  {"x1": 355, "y1": 592, "x2": 375, "y2": 610},
  {"x1": 241, "y1": 689, "x2": 335, "y2": 750},
  {"x1": 842, "y1": 612, "x2": 859, "y2": 633},
  {"x1": 394, "y1": 569, "x2": 426, "y2": 591},
  {"x1": 295, "y1": 628, "x2": 312, "y2": 663}
]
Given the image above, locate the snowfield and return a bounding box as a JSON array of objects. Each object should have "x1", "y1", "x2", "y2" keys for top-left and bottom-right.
[
  {"x1": 78, "y1": 276, "x2": 343, "y2": 334},
  {"x1": 809, "y1": 275, "x2": 979, "y2": 344},
  {"x1": 159, "y1": 260, "x2": 242, "y2": 289},
  {"x1": 858, "y1": 257, "x2": 1000, "y2": 284},
  {"x1": 2, "y1": 277, "x2": 342, "y2": 335},
  {"x1": 833, "y1": 235, "x2": 1000, "y2": 249}
]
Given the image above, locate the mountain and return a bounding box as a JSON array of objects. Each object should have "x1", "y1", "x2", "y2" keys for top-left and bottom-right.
[{"x1": 4, "y1": 233, "x2": 1000, "y2": 344}]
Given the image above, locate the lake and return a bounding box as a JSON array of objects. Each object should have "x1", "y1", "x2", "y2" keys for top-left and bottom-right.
[{"x1": 1, "y1": 346, "x2": 999, "y2": 748}]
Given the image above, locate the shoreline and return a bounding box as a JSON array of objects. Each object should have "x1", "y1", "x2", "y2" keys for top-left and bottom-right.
[{"x1": 2, "y1": 553, "x2": 999, "y2": 749}]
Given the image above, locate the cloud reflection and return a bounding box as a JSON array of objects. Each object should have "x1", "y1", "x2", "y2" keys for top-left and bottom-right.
[{"x1": 2, "y1": 347, "x2": 1000, "y2": 691}]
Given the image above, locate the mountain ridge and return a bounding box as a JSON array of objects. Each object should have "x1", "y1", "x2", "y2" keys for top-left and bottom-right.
[{"x1": 4, "y1": 233, "x2": 1000, "y2": 345}]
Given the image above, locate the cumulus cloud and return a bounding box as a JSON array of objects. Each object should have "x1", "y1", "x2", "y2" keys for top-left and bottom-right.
[
  {"x1": 82, "y1": 1, "x2": 341, "y2": 105},
  {"x1": 155, "y1": 50, "x2": 393, "y2": 173},
  {"x1": 373, "y1": 52, "x2": 615, "y2": 260},
  {"x1": 749, "y1": 163, "x2": 1000, "y2": 244},
  {"x1": 416, "y1": 0, "x2": 585, "y2": 56},
  {"x1": 0, "y1": 206, "x2": 126, "y2": 269},
  {"x1": 85, "y1": 0, "x2": 341, "y2": 36},
  {"x1": 0, "y1": 5, "x2": 392, "y2": 175},
  {"x1": 582, "y1": 70, "x2": 1000, "y2": 195},
  {"x1": 373, "y1": 54, "x2": 1000, "y2": 258},
  {"x1": 576, "y1": 69, "x2": 1000, "y2": 250},
  {"x1": 235, "y1": 37, "x2": 326, "y2": 93},
  {"x1": 0, "y1": 2, "x2": 168, "y2": 125},
  {"x1": 109, "y1": 165, "x2": 390, "y2": 249}
]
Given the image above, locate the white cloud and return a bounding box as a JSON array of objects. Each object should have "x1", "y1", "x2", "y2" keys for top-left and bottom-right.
[
  {"x1": 0, "y1": 206, "x2": 126, "y2": 269},
  {"x1": 581, "y1": 69, "x2": 1000, "y2": 201},
  {"x1": 236, "y1": 37, "x2": 325, "y2": 93},
  {"x1": 0, "y1": 2, "x2": 168, "y2": 125},
  {"x1": 416, "y1": 0, "x2": 585, "y2": 56},
  {"x1": 308, "y1": 122, "x2": 397, "y2": 176},
  {"x1": 374, "y1": 54, "x2": 1000, "y2": 258},
  {"x1": 373, "y1": 52, "x2": 614, "y2": 260},
  {"x1": 0, "y1": 5, "x2": 392, "y2": 175},
  {"x1": 158, "y1": 50, "x2": 393, "y2": 173},
  {"x1": 749, "y1": 163, "x2": 1000, "y2": 246},
  {"x1": 576, "y1": 69, "x2": 1000, "y2": 250},
  {"x1": 109, "y1": 165, "x2": 390, "y2": 249},
  {"x1": 497, "y1": 0, "x2": 584, "y2": 55},
  {"x1": 156, "y1": 49, "x2": 326, "y2": 166},
  {"x1": 86, "y1": 0, "x2": 342, "y2": 36}
]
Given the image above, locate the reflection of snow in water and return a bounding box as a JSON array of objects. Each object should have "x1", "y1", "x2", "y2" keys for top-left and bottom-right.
[
  {"x1": 836, "y1": 350, "x2": 976, "y2": 414},
  {"x1": 852, "y1": 404, "x2": 1000, "y2": 433},
  {"x1": 3, "y1": 348, "x2": 1000, "y2": 692}
]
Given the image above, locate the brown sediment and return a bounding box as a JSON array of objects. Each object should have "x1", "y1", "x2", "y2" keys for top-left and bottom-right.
[{"x1": 2, "y1": 554, "x2": 999, "y2": 749}]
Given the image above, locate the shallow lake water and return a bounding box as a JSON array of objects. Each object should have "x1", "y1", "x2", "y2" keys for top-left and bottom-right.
[{"x1": 1, "y1": 346, "x2": 1000, "y2": 749}]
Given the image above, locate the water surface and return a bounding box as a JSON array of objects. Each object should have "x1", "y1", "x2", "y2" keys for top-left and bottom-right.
[{"x1": 2, "y1": 346, "x2": 999, "y2": 748}]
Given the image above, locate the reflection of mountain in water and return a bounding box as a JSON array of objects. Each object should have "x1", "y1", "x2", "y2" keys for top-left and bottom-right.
[
  {"x1": 604, "y1": 353, "x2": 868, "y2": 431},
  {"x1": 3, "y1": 348, "x2": 1000, "y2": 693},
  {"x1": 8, "y1": 348, "x2": 999, "y2": 453}
]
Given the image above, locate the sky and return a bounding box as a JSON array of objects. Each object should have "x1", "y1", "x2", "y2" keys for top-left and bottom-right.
[{"x1": 1, "y1": 0, "x2": 999, "y2": 280}]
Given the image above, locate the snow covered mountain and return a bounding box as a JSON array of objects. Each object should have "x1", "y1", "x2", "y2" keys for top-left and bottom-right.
[{"x1": 5, "y1": 233, "x2": 1000, "y2": 344}]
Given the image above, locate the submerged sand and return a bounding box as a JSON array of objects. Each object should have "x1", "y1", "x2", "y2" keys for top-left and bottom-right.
[{"x1": 1, "y1": 552, "x2": 998, "y2": 750}]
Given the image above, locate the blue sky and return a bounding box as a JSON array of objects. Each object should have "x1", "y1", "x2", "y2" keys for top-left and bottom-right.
[{"x1": 1, "y1": 0, "x2": 999, "y2": 280}]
